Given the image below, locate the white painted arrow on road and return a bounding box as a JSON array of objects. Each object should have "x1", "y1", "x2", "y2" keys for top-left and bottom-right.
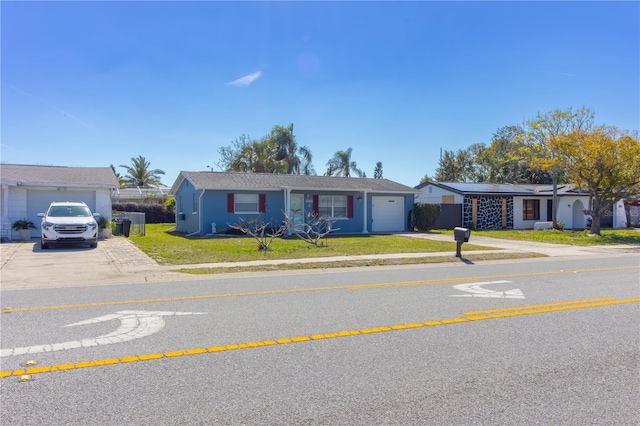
[
  {"x1": 450, "y1": 280, "x2": 525, "y2": 299},
  {"x1": 0, "y1": 310, "x2": 206, "y2": 357}
]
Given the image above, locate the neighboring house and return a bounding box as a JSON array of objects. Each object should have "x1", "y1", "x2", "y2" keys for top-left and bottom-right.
[
  {"x1": 112, "y1": 187, "x2": 171, "y2": 205},
  {"x1": 170, "y1": 172, "x2": 419, "y2": 235},
  {"x1": 0, "y1": 164, "x2": 119, "y2": 240},
  {"x1": 415, "y1": 181, "x2": 626, "y2": 230}
]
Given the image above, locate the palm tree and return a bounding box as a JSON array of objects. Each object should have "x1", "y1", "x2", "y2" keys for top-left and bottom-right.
[
  {"x1": 270, "y1": 124, "x2": 315, "y2": 175},
  {"x1": 110, "y1": 164, "x2": 126, "y2": 188},
  {"x1": 325, "y1": 148, "x2": 364, "y2": 177},
  {"x1": 119, "y1": 155, "x2": 165, "y2": 187}
]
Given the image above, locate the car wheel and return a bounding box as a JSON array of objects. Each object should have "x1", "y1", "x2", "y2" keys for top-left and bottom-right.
[
  {"x1": 41, "y1": 240, "x2": 49, "y2": 250},
  {"x1": 90, "y1": 242, "x2": 98, "y2": 248}
]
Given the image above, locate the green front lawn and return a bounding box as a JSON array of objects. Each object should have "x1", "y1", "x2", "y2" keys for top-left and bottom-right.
[
  {"x1": 130, "y1": 224, "x2": 490, "y2": 265},
  {"x1": 431, "y1": 228, "x2": 640, "y2": 246}
]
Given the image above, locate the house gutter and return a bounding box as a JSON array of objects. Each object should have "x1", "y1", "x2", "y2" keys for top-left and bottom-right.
[
  {"x1": 361, "y1": 190, "x2": 369, "y2": 234},
  {"x1": 186, "y1": 189, "x2": 205, "y2": 236},
  {"x1": 280, "y1": 186, "x2": 292, "y2": 235}
]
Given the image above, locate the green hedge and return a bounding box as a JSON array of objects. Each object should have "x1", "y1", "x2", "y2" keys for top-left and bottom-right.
[
  {"x1": 112, "y1": 203, "x2": 174, "y2": 224},
  {"x1": 412, "y1": 203, "x2": 441, "y2": 231}
]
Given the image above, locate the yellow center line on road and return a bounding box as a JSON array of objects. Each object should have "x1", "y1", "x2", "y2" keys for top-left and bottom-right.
[
  {"x1": 1, "y1": 265, "x2": 638, "y2": 313},
  {"x1": 1, "y1": 296, "x2": 638, "y2": 379}
]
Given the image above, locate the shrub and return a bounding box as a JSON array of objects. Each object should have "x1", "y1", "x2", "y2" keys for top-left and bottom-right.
[
  {"x1": 164, "y1": 197, "x2": 176, "y2": 215},
  {"x1": 12, "y1": 219, "x2": 36, "y2": 230},
  {"x1": 413, "y1": 203, "x2": 441, "y2": 231}
]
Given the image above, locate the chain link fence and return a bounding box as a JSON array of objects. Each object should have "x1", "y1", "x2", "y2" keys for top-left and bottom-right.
[{"x1": 113, "y1": 211, "x2": 146, "y2": 236}]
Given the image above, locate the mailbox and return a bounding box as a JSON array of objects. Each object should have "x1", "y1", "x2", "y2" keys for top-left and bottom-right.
[
  {"x1": 453, "y1": 227, "x2": 470, "y2": 258},
  {"x1": 454, "y1": 227, "x2": 470, "y2": 243}
]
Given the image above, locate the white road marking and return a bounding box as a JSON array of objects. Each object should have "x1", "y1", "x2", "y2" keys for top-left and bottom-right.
[
  {"x1": 450, "y1": 280, "x2": 525, "y2": 299},
  {"x1": 0, "y1": 310, "x2": 206, "y2": 357}
]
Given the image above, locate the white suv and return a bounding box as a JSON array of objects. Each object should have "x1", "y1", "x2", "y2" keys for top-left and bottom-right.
[{"x1": 38, "y1": 201, "x2": 100, "y2": 249}]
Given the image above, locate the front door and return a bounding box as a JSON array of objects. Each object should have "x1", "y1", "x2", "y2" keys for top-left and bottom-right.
[{"x1": 290, "y1": 194, "x2": 305, "y2": 231}]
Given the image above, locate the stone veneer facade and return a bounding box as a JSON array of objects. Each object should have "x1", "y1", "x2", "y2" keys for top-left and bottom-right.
[{"x1": 463, "y1": 195, "x2": 514, "y2": 229}]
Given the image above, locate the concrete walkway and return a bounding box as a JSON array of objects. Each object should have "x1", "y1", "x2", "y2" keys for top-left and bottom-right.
[{"x1": 1, "y1": 234, "x2": 638, "y2": 290}]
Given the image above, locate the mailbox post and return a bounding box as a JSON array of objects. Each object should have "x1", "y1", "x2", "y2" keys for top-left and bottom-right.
[{"x1": 453, "y1": 227, "x2": 470, "y2": 257}]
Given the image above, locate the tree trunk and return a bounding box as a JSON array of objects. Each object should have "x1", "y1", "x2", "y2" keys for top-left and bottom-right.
[{"x1": 589, "y1": 213, "x2": 602, "y2": 235}]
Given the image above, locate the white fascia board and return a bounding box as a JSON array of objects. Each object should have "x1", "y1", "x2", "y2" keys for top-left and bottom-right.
[{"x1": 16, "y1": 182, "x2": 116, "y2": 189}]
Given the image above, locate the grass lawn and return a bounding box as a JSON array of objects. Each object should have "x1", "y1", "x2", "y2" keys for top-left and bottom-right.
[
  {"x1": 431, "y1": 228, "x2": 640, "y2": 246},
  {"x1": 130, "y1": 224, "x2": 493, "y2": 265},
  {"x1": 128, "y1": 224, "x2": 637, "y2": 274}
]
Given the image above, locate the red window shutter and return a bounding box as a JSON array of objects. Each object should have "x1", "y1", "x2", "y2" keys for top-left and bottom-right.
[
  {"x1": 259, "y1": 194, "x2": 266, "y2": 213},
  {"x1": 347, "y1": 195, "x2": 354, "y2": 218},
  {"x1": 312, "y1": 195, "x2": 319, "y2": 216},
  {"x1": 227, "y1": 193, "x2": 234, "y2": 213}
]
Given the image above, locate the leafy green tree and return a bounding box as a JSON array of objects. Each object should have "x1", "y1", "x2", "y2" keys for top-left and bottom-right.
[
  {"x1": 217, "y1": 124, "x2": 315, "y2": 175},
  {"x1": 525, "y1": 107, "x2": 595, "y2": 228},
  {"x1": 480, "y1": 126, "x2": 558, "y2": 184},
  {"x1": 554, "y1": 126, "x2": 640, "y2": 235},
  {"x1": 373, "y1": 162, "x2": 383, "y2": 179},
  {"x1": 326, "y1": 148, "x2": 364, "y2": 177},
  {"x1": 119, "y1": 156, "x2": 165, "y2": 188},
  {"x1": 270, "y1": 124, "x2": 315, "y2": 175},
  {"x1": 217, "y1": 134, "x2": 284, "y2": 173},
  {"x1": 434, "y1": 149, "x2": 475, "y2": 182},
  {"x1": 419, "y1": 174, "x2": 433, "y2": 184}
]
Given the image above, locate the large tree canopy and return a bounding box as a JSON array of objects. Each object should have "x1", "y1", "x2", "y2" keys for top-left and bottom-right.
[
  {"x1": 554, "y1": 126, "x2": 640, "y2": 235},
  {"x1": 524, "y1": 106, "x2": 595, "y2": 228},
  {"x1": 217, "y1": 124, "x2": 315, "y2": 175}
]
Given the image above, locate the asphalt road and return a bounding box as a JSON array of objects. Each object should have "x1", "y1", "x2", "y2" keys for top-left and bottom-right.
[{"x1": 1, "y1": 255, "x2": 639, "y2": 425}]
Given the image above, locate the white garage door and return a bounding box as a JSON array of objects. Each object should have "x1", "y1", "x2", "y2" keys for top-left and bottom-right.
[
  {"x1": 27, "y1": 190, "x2": 96, "y2": 237},
  {"x1": 372, "y1": 196, "x2": 405, "y2": 232}
]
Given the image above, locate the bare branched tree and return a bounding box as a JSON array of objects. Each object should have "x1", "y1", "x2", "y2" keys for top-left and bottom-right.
[
  {"x1": 283, "y1": 212, "x2": 339, "y2": 247},
  {"x1": 228, "y1": 217, "x2": 287, "y2": 251}
]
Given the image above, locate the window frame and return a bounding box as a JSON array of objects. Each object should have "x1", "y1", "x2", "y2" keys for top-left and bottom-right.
[
  {"x1": 318, "y1": 195, "x2": 349, "y2": 220},
  {"x1": 522, "y1": 199, "x2": 540, "y2": 221},
  {"x1": 233, "y1": 193, "x2": 260, "y2": 214}
]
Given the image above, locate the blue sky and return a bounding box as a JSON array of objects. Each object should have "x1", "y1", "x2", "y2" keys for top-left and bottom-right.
[{"x1": 2, "y1": 1, "x2": 638, "y2": 188}]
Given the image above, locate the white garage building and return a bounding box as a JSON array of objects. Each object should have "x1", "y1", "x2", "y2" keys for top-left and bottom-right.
[{"x1": 0, "y1": 164, "x2": 119, "y2": 241}]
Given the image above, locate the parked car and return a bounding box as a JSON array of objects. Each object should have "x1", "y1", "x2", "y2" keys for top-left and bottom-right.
[{"x1": 38, "y1": 201, "x2": 100, "y2": 249}]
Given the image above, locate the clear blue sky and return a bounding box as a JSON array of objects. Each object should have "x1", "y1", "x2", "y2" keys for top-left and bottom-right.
[{"x1": 2, "y1": 1, "x2": 638, "y2": 188}]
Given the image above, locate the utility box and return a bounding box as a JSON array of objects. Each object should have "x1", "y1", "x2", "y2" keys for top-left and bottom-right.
[
  {"x1": 454, "y1": 227, "x2": 470, "y2": 243},
  {"x1": 453, "y1": 227, "x2": 470, "y2": 257}
]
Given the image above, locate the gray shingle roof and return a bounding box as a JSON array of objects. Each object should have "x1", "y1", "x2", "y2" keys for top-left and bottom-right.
[
  {"x1": 0, "y1": 164, "x2": 119, "y2": 188},
  {"x1": 176, "y1": 171, "x2": 419, "y2": 194}
]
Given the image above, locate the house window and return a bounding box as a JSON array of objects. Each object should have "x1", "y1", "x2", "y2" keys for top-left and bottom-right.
[
  {"x1": 192, "y1": 193, "x2": 198, "y2": 214},
  {"x1": 234, "y1": 193, "x2": 259, "y2": 213},
  {"x1": 179, "y1": 196, "x2": 183, "y2": 213},
  {"x1": 227, "y1": 193, "x2": 266, "y2": 213},
  {"x1": 523, "y1": 199, "x2": 540, "y2": 221},
  {"x1": 318, "y1": 195, "x2": 348, "y2": 219}
]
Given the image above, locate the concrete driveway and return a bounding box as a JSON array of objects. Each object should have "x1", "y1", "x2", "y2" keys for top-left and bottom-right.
[{"x1": 0, "y1": 237, "x2": 168, "y2": 290}]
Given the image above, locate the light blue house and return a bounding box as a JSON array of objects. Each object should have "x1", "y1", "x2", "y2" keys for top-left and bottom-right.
[{"x1": 170, "y1": 172, "x2": 419, "y2": 235}]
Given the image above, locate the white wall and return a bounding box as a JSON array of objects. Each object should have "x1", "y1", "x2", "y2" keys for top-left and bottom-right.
[
  {"x1": 415, "y1": 184, "x2": 463, "y2": 204},
  {"x1": 557, "y1": 196, "x2": 589, "y2": 229},
  {"x1": 4, "y1": 186, "x2": 114, "y2": 240},
  {"x1": 513, "y1": 195, "x2": 590, "y2": 229}
]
